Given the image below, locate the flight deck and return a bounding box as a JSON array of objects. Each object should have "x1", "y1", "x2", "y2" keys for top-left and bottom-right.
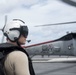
[{"x1": 32, "y1": 56, "x2": 76, "y2": 75}]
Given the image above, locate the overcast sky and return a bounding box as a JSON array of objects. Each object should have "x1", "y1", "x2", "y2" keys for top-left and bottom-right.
[{"x1": 0, "y1": 0, "x2": 76, "y2": 45}]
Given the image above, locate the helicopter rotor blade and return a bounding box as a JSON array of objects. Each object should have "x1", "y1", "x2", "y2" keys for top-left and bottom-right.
[
  {"x1": 35, "y1": 21, "x2": 76, "y2": 27},
  {"x1": 1, "y1": 15, "x2": 7, "y2": 43},
  {"x1": 61, "y1": 0, "x2": 76, "y2": 7},
  {"x1": 2, "y1": 15, "x2": 7, "y2": 31}
]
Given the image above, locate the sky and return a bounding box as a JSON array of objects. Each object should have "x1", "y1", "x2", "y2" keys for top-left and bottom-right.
[{"x1": 0, "y1": 0, "x2": 76, "y2": 46}]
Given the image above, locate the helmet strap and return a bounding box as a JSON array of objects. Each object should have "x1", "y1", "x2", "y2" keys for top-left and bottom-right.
[{"x1": 16, "y1": 41, "x2": 21, "y2": 47}]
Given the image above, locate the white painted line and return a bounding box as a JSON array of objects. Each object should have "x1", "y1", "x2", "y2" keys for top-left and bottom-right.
[{"x1": 32, "y1": 58, "x2": 76, "y2": 63}]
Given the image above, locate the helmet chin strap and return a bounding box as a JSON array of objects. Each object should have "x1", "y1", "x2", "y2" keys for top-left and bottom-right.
[
  {"x1": 16, "y1": 41, "x2": 21, "y2": 47},
  {"x1": 13, "y1": 37, "x2": 21, "y2": 47}
]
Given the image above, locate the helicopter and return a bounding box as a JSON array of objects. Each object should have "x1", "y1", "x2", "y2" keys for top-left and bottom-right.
[
  {"x1": 24, "y1": 21, "x2": 76, "y2": 57},
  {"x1": 23, "y1": 0, "x2": 76, "y2": 57}
]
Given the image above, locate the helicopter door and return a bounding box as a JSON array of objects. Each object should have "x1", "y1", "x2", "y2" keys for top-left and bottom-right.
[{"x1": 63, "y1": 39, "x2": 74, "y2": 56}]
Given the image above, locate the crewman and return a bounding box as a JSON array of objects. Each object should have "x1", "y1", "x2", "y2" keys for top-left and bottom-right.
[{"x1": 1, "y1": 19, "x2": 35, "y2": 75}]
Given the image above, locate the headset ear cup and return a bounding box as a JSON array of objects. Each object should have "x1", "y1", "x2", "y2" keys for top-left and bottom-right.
[
  {"x1": 7, "y1": 30, "x2": 20, "y2": 42},
  {"x1": 4, "y1": 33, "x2": 7, "y2": 36}
]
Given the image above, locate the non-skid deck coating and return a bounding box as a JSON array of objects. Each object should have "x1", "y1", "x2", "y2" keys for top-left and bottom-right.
[{"x1": 32, "y1": 56, "x2": 76, "y2": 75}]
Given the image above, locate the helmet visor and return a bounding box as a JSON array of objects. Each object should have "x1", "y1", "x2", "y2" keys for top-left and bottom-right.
[{"x1": 20, "y1": 26, "x2": 28, "y2": 38}]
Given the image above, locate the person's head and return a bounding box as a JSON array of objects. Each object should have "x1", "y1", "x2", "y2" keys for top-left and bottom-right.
[{"x1": 3, "y1": 19, "x2": 28, "y2": 46}]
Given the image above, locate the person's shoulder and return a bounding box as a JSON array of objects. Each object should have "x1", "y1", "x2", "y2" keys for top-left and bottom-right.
[
  {"x1": 5, "y1": 51, "x2": 29, "y2": 69},
  {"x1": 9, "y1": 50, "x2": 25, "y2": 55},
  {"x1": 7, "y1": 50, "x2": 28, "y2": 61}
]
